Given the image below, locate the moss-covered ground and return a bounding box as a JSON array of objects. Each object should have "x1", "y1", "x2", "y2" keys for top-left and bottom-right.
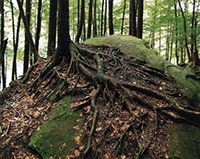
[{"x1": 28, "y1": 96, "x2": 83, "y2": 158}]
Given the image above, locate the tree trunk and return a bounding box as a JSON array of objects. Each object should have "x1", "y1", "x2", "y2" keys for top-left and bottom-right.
[
  {"x1": 93, "y1": 0, "x2": 97, "y2": 37},
  {"x1": 57, "y1": 0, "x2": 71, "y2": 62},
  {"x1": 77, "y1": 0, "x2": 80, "y2": 30},
  {"x1": 177, "y1": 0, "x2": 191, "y2": 62},
  {"x1": 75, "y1": 0, "x2": 85, "y2": 43},
  {"x1": 103, "y1": 0, "x2": 107, "y2": 36},
  {"x1": 108, "y1": 0, "x2": 114, "y2": 35},
  {"x1": 87, "y1": 0, "x2": 93, "y2": 39},
  {"x1": 47, "y1": 0, "x2": 57, "y2": 57},
  {"x1": 137, "y1": 0, "x2": 143, "y2": 38},
  {"x1": 121, "y1": 0, "x2": 126, "y2": 35},
  {"x1": 174, "y1": 1, "x2": 178, "y2": 65},
  {"x1": 190, "y1": 0, "x2": 199, "y2": 66},
  {"x1": 1, "y1": 0, "x2": 6, "y2": 89},
  {"x1": 23, "y1": 0, "x2": 31, "y2": 74},
  {"x1": 17, "y1": 0, "x2": 39, "y2": 69},
  {"x1": 101, "y1": 0, "x2": 104, "y2": 36},
  {"x1": 35, "y1": 0, "x2": 42, "y2": 53},
  {"x1": 129, "y1": 0, "x2": 136, "y2": 36},
  {"x1": 10, "y1": 0, "x2": 17, "y2": 80}
]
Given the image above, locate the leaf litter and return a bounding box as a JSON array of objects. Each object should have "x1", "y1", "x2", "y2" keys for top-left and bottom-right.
[{"x1": 0, "y1": 44, "x2": 199, "y2": 158}]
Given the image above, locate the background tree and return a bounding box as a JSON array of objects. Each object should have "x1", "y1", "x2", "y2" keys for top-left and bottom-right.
[
  {"x1": 93, "y1": 0, "x2": 97, "y2": 37},
  {"x1": 87, "y1": 0, "x2": 93, "y2": 39},
  {"x1": 23, "y1": 0, "x2": 31, "y2": 73},
  {"x1": 137, "y1": 0, "x2": 143, "y2": 38},
  {"x1": 129, "y1": 0, "x2": 136, "y2": 36},
  {"x1": 109, "y1": 0, "x2": 114, "y2": 35},
  {"x1": 47, "y1": 0, "x2": 57, "y2": 57},
  {"x1": 57, "y1": 0, "x2": 70, "y2": 62},
  {"x1": 75, "y1": 0, "x2": 85, "y2": 43},
  {"x1": 101, "y1": 0, "x2": 104, "y2": 36},
  {"x1": 121, "y1": 0, "x2": 126, "y2": 34},
  {"x1": 0, "y1": 0, "x2": 6, "y2": 89}
]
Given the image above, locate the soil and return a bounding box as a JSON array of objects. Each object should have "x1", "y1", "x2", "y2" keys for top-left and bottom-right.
[{"x1": 0, "y1": 44, "x2": 199, "y2": 159}]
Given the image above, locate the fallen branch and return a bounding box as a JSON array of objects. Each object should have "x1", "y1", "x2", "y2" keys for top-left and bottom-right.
[{"x1": 4, "y1": 100, "x2": 21, "y2": 117}]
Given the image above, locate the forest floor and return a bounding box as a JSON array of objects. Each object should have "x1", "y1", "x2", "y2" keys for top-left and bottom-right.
[{"x1": 0, "y1": 44, "x2": 200, "y2": 159}]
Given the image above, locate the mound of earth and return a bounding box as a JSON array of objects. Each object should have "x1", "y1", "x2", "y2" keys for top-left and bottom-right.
[{"x1": 0, "y1": 36, "x2": 200, "y2": 158}]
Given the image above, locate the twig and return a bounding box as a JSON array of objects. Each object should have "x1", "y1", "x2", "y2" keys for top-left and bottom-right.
[
  {"x1": 4, "y1": 100, "x2": 21, "y2": 117},
  {"x1": 5, "y1": 122, "x2": 10, "y2": 137}
]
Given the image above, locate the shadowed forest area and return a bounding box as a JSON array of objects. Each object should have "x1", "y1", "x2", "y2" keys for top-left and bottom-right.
[{"x1": 0, "y1": 0, "x2": 200, "y2": 158}]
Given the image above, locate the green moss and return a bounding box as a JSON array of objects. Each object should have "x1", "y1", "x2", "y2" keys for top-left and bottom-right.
[
  {"x1": 168, "y1": 123, "x2": 200, "y2": 158},
  {"x1": 28, "y1": 96, "x2": 83, "y2": 158}
]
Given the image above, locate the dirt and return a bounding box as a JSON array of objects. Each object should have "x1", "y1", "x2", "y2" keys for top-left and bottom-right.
[{"x1": 0, "y1": 43, "x2": 199, "y2": 159}]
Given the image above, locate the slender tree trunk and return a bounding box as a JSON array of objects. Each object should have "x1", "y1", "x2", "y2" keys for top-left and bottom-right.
[
  {"x1": 17, "y1": 0, "x2": 39, "y2": 66},
  {"x1": 109, "y1": 0, "x2": 114, "y2": 35},
  {"x1": 194, "y1": 19, "x2": 198, "y2": 58},
  {"x1": 137, "y1": 0, "x2": 143, "y2": 38},
  {"x1": 87, "y1": 0, "x2": 93, "y2": 39},
  {"x1": 177, "y1": 0, "x2": 191, "y2": 62},
  {"x1": 1, "y1": 0, "x2": 6, "y2": 89},
  {"x1": 77, "y1": 0, "x2": 80, "y2": 30},
  {"x1": 159, "y1": 27, "x2": 161, "y2": 53},
  {"x1": 103, "y1": 0, "x2": 107, "y2": 36},
  {"x1": 174, "y1": 1, "x2": 178, "y2": 65},
  {"x1": 129, "y1": 0, "x2": 136, "y2": 36},
  {"x1": 75, "y1": 0, "x2": 85, "y2": 43},
  {"x1": 35, "y1": 0, "x2": 42, "y2": 53},
  {"x1": 180, "y1": 39, "x2": 184, "y2": 64},
  {"x1": 10, "y1": 0, "x2": 17, "y2": 80},
  {"x1": 23, "y1": 0, "x2": 31, "y2": 73},
  {"x1": 190, "y1": 0, "x2": 199, "y2": 66},
  {"x1": 169, "y1": 27, "x2": 173, "y2": 62},
  {"x1": 121, "y1": 0, "x2": 126, "y2": 34},
  {"x1": 93, "y1": 0, "x2": 97, "y2": 37},
  {"x1": 101, "y1": 0, "x2": 104, "y2": 36},
  {"x1": 47, "y1": 0, "x2": 57, "y2": 57},
  {"x1": 57, "y1": 0, "x2": 70, "y2": 62}
]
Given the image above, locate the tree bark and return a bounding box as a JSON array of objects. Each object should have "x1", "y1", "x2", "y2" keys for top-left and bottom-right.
[
  {"x1": 16, "y1": 0, "x2": 39, "y2": 71},
  {"x1": 177, "y1": 0, "x2": 191, "y2": 62},
  {"x1": 10, "y1": 0, "x2": 17, "y2": 80},
  {"x1": 47, "y1": 0, "x2": 57, "y2": 57},
  {"x1": 174, "y1": 1, "x2": 178, "y2": 65},
  {"x1": 129, "y1": 0, "x2": 136, "y2": 36},
  {"x1": 75, "y1": 0, "x2": 85, "y2": 43},
  {"x1": 35, "y1": 0, "x2": 42, "y2": 53},
  {"x1": 93, "y1": 0, "x2": 97, "y2": 37},
  {"x1": 190, "y1": 0, "x2": 199, "y2": 66},
  {"x1": 57, "y1": 0, "x2": 71, "y2": 62},
  {"x1": 87, "y1": 0, "x2": 93, "y2": 39},
  {"x1": 121, "y1": 0, "x2": 126, "y2": 35},
  {"x1": 103, "y1": 0, "x2": 107, "y2": 36},
  {"x1": 109, "y1": 0, "x2": 114, "y2": 35},
  {"x1": 101, "y1": 0, "x2": 104, "y2": 36},
  {"x1": 137, "y1": 0, "x2": 143, "y2": 39},
  {"x1": 0, "y1": 0, "x2": 6, "y2": 89}
]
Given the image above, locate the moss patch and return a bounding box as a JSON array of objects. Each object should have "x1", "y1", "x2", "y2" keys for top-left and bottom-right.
[
  {"x1": 84, "y1": 35, "x2": 200, "y2": 108},
  {"x1": 28, "y1": 96, "x2": 83, "y2": 158},
  {"x1": 168, "y1": 123, "x2": 200, "y2": 159}
]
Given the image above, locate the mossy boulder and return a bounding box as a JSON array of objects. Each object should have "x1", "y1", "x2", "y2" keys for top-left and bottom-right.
[
  {"x1": 84, "y1": 35, "x2": 200, "y2": 158},
  {"x1": 84, "y1": 35, "x2": 200, "y2": 109},
  {"x1": 28, "y1": 96, "x2": 83, "y2": 158}
]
